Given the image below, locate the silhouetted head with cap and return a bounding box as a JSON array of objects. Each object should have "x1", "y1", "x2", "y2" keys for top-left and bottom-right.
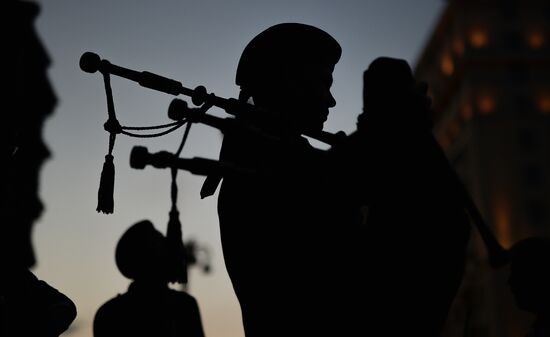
[
  {"x1": 115, "y1": 220, "x2": 171, "y2": 283},
  {"x1": 507, "y1": 236, "x2": 550, "y2": 315},
  {"x1": 236, "y1": 22, "x2": 341, "y2": 135}
]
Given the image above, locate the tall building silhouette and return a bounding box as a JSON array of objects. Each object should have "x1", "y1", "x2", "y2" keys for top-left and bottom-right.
[{"x1": 414, "y1": 0, "x2": 550, "y2": 336}]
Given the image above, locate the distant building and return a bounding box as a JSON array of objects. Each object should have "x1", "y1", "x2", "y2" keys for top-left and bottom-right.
[{"x1": 413, "y1": 0, "x2": 550, "y2": 336}]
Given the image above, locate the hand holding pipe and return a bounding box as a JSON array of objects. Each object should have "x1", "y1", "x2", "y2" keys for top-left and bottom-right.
[{"x1": 80, "y1": 51, "x2": 344, "y2": 145}]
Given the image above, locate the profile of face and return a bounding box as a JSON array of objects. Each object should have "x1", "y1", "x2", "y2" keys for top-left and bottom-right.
[{"x1": 284, "y1": 62, "x2": 336, "y2": 134}]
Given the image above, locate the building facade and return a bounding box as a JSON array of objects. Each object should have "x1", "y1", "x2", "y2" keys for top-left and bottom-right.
[{"x1": 413, "y1": 0, "x2": 550, "y2": 336}]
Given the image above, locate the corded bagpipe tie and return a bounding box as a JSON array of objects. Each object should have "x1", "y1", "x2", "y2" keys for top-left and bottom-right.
[
  {"x1": 95, "y1": 72, "x2": 187, "y2": 214},
  {"x1": 96, "y1": 71, "x2": 121, "y2": 214}
]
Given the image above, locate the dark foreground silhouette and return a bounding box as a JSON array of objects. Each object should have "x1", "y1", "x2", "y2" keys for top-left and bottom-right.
[
  {"x1": 1, "y1": 2, "x2": 76, "y2": 336},
  {"x1": 203, "y1": 22, "x2": 471, "y2": 337},
  {"x1": 93, "y1": 220, "x2": 205, "y2": 337},
  {"x1": 508, "y1": 237, "x2": 550, "y2": 337}
]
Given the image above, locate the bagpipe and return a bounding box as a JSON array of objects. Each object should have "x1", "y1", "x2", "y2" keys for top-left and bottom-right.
[
  {"x1": 80, "y1": 52, "x2": 221, "y2": 284},
  {"x1": 80, "y1": 51, "x2": 511, "y2": 272}
]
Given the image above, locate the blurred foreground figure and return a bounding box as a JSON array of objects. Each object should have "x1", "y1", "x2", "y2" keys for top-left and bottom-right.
[
  {"x1": 0, "y1": 1, "x2": 77, "y2": 336},
  {"x1": 93, "y1": 220, "x2": 205, "y2": 337},
  {"x1": 508, "y1": 237, "x2": 550, "y2": 337},
  {"x1": 207, "y1": 22, "x2": 470, "y2": 337}
]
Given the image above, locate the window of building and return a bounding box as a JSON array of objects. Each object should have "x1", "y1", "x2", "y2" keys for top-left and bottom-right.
[
  {"x1": 477, "y1": 94, "x2": 496, "y2": 115},
  {"x1": 441, "y1": 53, "x2": 454, "y2": 76},
  {"x1": 526, "y1": 31, "x2": 545, "y2": 49},
  {"x1": 493, "y1": 196, "x2": 512, "y2": 247},
  {"x1": 538, "y1": 94, "x2": 550, "y2": 114},
  {"x1": 469, "y1": 28, "x2": 489, "y2": 48}
]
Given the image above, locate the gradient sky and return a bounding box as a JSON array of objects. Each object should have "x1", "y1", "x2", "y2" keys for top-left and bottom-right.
[{"x1": 31, "y1": 1, "x2": 446, "y2": 336}]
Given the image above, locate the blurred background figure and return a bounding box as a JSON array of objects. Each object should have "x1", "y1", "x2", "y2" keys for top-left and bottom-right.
[
  {"x1": 93, "y1": 220, "x2": 206, "y2": 337},
  {"x1": 0, "y1": 1, "x2": 77, "y2": 336},
  {"x1": 507, "y1": 237, "x2": 550, "y2": 337}
]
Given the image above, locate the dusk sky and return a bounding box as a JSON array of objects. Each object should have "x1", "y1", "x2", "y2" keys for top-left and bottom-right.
[{"x1": 31, "y1": 1, "x2": 446, "y2": 336}]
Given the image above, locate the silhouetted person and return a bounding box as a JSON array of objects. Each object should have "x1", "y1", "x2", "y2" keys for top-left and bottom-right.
[
  {"x1": 93, "y1": 220, "x2": 206, "y2": 337},
  {"x1": 508, "y1": 237, "x2": 550, "y2": 337},
  {"x1": 207, "y1": 23, "x2": 470, "y2": 337},
  {"x1": 1, "y1": 1, "x2": 77, "y2": 336},
  {"x1": 356, "y1": 57, "x2": 471, "y2": 336}
]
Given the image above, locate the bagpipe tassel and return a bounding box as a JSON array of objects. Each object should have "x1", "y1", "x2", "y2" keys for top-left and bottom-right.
[
  {"x1": 96, "y1": 71, "x2": 120, "y2": 214},
  {"x1": 166, "y1": 208, "x2": 188, "y2": 284},
  {"x1": 96, "y1": 153, "x2": 115, "y2": 214}
]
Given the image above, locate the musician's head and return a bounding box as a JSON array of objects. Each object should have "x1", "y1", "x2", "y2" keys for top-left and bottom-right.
[
  {"x1": 507, "y1": 236, "x2": 550, "y2": 314},
  {"x1": 236, "y1": 22, "x2": 341, "y2": 134},
  {"x1": 115, "y1": 220, "x2": 171, "y2": 283}
]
